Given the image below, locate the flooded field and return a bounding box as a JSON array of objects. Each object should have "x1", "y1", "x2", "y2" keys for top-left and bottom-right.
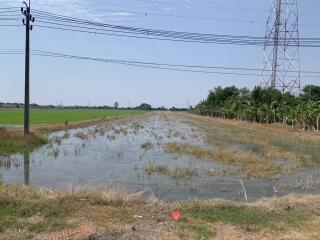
[{"x1": 1, "y1": 112, "x2": 320, "y2": 202}]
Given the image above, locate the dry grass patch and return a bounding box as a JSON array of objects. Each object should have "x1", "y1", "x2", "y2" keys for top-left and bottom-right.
[
  {"x1": 55, "y1": 187, "x2": 144, "y2": 206},
  {"x1": 164, "y1": 142, "x2": 296, "y2": 179},
  {"x1": 74, "y1": 131, "x2": 89, "y2": 140},
  {"x1": 186, "y1": 113, "x2": 320, "y2": 165},
  {"x1": 168, "y1": 113, "x2": 320, "y2": 179}
]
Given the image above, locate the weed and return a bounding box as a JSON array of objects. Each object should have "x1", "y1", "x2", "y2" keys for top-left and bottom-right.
[
  {"x1": 131, "y1": 122, "x2": 144, "y2": 131},
  {"x1": 107, "y1": 134, "x2": 116, "y2": 141},
  {"x1": 50, "y1": 148, "x2": 59, "y2": 158},
  {"x1": 74, "y1": 146, "x2": 81, "y2": 156},
  {"x1": 140, "y1": 141, "x2": 153, "y2": 151},
  {"x1": 171, "y1": 166, "x2": 199, "y2": 180},
  {"x1": 74, "y1": 131, "x2": 89, "y2": 140},
  {"x1": 51, "y1": 136, "x2": 62, "y2": 146},
  {"x1": 62, "y1": 131, "x2": 70, "y2": 139},
  {"x1": 145, "y1": 163, "x2": 168, "y2": 175}
]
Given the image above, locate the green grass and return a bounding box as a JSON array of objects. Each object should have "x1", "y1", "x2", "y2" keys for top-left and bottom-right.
[
  {"x1": 0, "y1": 109, "x2": 144, "y2": 125},
  {"x1": 183, "y1": 203, "x2": 309, "y2": 231},
  {"x1": 0, "y1": 184, "x2": 73, "y2": 234},
  {"x1": 189, "y1": 224, "x2": 216, "y2": 240},
  {"x1": 0, "y1": 129, "x2": 47, "y2": 155},
  {"x1": 178, "y1": 223, "x2": 216, "y2": 240},
  {"x1": 0, "y1": 202, "x2": 72, "y2": 233}
]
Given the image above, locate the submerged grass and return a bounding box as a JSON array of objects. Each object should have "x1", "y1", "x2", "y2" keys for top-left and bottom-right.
[
  {"x1": 140, "y1": 141, "x2": 154, "y2": 150},
  {"x1": 171, "y1": 166, "x2": 199, "y2": 180},
  {"x1": 145, "y1": 162, "x2": 199, "y2": 180},
  {"x1": 145, "y1": 163, "x2": 168, "y2": 175}
]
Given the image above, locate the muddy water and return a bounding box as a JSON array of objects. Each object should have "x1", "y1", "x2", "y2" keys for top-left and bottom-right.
[{"x1": 1, "y1": 112, "x2": 319, "y2": 202}]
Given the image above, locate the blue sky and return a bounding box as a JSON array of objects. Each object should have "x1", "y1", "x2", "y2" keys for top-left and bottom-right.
[{"x1": 1, "y1": 0, "x2": 320, "y2": 108}]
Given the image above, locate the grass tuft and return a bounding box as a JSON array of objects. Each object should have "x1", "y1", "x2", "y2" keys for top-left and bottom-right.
[
  {"x1": 0, "y1": 129, "x2": 47, "y2": 155},
  {"x1": 140, "y1": 141, "x2": 153, "y2": 150}
]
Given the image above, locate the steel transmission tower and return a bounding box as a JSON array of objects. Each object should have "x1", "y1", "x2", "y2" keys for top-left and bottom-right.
[{"x1": 260, "y1": 0, "x2": 301, "y2": 93}]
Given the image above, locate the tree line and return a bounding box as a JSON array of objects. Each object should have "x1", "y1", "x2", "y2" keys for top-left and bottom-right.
[{"x1": 191, "y1": 85, "x2": 320, "y2": 131}]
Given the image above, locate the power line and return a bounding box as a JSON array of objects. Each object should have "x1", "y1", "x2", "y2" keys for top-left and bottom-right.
[
  {"x1": 0, "y1": 7, "x2": 19, "y2": 10},
  {"x1": 1, "y1": 2, "x2": 317, "y2": 29},
  {"x1": 1, "y1": 49, "x2": 320, "y2": 78},
  {"x1": 32, "y1": 9, "x2": 265, "y2": 39},
  {"x1": 15, "y1": 2, "x2": 266, "y2": 24},
  {"x1": 0, "y1": 10, "x2": 19, "y2": 14},
  {"x1": 2, "y1": 8, "x2": 320, "y2": 47},
  {"x1": 0, "y1": 24, "x2": 21, "y2": 27},
  {"x1": 0, "y1": 18, "x2": 20, "y2": 21},
  {"x1": 22, "y1": 0, "x2": 320, "y2": 16},
  {"x1": 28, "y1": 10, "x2": 320, "y2": 47},
  {"x1": 32, "y1": 9, "x2": 319, "y2": 42},
  {"x1": 34, "y1": 24, "x2": 269, "y2": 46},
  {"x1": 28, "y1": 10, "x2": 320, "y2": 45},
  {"x1": 25, "y1": 3, "x2": 320, "y2": 27}
]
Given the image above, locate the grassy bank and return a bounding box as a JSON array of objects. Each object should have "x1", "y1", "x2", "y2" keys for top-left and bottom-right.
[
  {"x1": 0, "y1": 109, "x2": 143, "y2": 125},
  {"x1": 0, "y1": 183, "x2": 319, "y2": 240}
]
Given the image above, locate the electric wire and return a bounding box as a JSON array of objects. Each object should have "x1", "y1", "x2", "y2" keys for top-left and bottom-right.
[
  {"x1": 2, "y1": 8, "x2": 320, "y2": 47},
  {"x1": 0, "y1": 49, "x2": 319, "y2": 78}
]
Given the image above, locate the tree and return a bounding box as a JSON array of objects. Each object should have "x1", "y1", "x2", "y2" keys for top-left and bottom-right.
[
  {"x1": 114, "y1": 102, "x2": 119, "y2": 109},
  {"x1": 250, "y1": 86, "x2": 263, "y2": 122},
  {"x1": 137, "y1": 103, "x2": 152, "y2": 110},
  {"x1": 301, "y1": 85, "x2": 320, "y2": 102},
  {"x1": 192, "y1": 85, "x2": 320, "y2": 131}
]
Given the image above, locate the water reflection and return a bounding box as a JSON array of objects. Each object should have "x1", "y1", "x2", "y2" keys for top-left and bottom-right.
[{"x1": 24, "y1": 151, "x2": 30, "y2": 185}]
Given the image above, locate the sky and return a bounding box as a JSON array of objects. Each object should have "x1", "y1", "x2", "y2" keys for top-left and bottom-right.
[{"x1": 0, "y1": 0, "x2": 320, "y2": 108}]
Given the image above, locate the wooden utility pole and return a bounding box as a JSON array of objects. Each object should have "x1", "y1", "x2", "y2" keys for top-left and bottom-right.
[{"x1": 22, "y1": 1, "x2": 34, "y2": 135}]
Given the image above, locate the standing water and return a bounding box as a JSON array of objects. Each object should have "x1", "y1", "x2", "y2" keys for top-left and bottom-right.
[{"x1": 0, "y1": 112, "x2": 319, "y2": 202}]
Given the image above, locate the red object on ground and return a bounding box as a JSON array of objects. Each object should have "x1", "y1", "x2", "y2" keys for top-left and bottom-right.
[{"x1": 171, "y1": 210, "x2": 181, "y2": 221}]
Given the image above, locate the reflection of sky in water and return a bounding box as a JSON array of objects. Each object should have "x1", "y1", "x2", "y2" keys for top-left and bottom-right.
[{"x1": 0, "y1": 113, "x2": 320, "y2": 202}]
